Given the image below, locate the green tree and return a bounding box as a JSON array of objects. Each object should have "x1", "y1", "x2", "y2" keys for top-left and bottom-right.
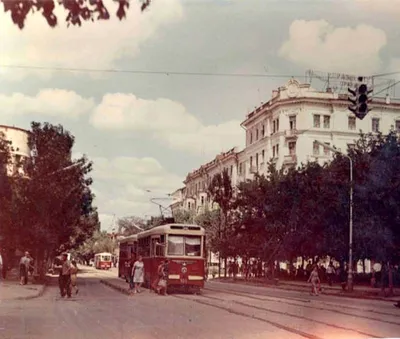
[
  {"x1": 207, "y1": 168, "x2": 233, "y2": 277},
  {"x1": 12, "y1": 122, "x2": 96, "y2": 279},
  {"x1": 2, "y1": 0, "x2": 151, "y2": 29},
  {"x1": 173, "y1": 208, "x2": 195, "y2": 224},
  {"x1": 75, "y1": 230, "x2": 116, "y2": 264}
]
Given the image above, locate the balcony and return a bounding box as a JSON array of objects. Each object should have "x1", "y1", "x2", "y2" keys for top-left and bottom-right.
[
  {"x1": 283, "y1": 154, "x2": 297, "y2": 165},
  {"x1": 285, "y1": 129, "x2": 298, "y2": 139}
]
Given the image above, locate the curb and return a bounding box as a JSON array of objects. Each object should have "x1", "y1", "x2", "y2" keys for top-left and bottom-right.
[
  {"x1": 100, "y1": 279, "x2": 130, "y2": 296},
  {"x1": 14, "y1": 276, "x2": 50, "y2": 301},
  {"x1": 214, "y1": 280, "x2": 400, "y2": 302}
]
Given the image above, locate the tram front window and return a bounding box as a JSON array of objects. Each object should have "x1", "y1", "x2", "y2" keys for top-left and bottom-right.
[
  {"x1": 167, "y1": 236, "x2": 201, "y2": 256},
  {"x1": 102, "y1": 255, "x2": 111, "y2": 261}
]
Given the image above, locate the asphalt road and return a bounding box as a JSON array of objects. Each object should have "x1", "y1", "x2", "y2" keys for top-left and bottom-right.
[{"x1": 0, "y1": 267, "x2": 399, "y2": 339}]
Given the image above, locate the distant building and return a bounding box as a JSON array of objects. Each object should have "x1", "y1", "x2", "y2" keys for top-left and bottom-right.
[
  {"x1": 0, "y1": 125, "x2": 31, "y2": 177},
  {"x1": 173, "y1": 78, "x2": 400, "y2": 215}
]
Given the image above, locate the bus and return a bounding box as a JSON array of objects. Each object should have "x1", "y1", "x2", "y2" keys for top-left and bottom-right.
[
  {"x1": 94, "y1": 252, "x2": 112, "y2": 270},
  {"x1": 137, "y1": 223, "x2": 206, "y2": 293},
  {"x1": 118, "y1": 234, "x2": 138, "y2": 281}
]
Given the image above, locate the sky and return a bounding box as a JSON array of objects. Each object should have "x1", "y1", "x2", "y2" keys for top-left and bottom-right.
[{"x1": 1, "y1": 0, "x2": 399, "y2": 231}]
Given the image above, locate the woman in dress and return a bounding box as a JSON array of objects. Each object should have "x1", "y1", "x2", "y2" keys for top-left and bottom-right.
[{"x1": 132, "y1": 255, "x2": 144, "y2": 294}]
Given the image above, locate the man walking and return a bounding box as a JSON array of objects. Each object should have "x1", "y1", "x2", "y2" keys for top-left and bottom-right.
[{"x1": 58, "y1": 253, "x2": 72, "y2": 298}]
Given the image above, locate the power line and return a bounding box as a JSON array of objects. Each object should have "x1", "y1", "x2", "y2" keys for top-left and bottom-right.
[
  {"x1": 374, "y1": 80, "x2": 400, "y2": 97},
  {"x1": 0, "y1": 64, "x2": 303, "y2": 79}
]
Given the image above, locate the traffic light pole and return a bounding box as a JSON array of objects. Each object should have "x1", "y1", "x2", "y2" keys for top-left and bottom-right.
[{"x1": 314, "y1": 140, "x2": 354, "y2": 292}]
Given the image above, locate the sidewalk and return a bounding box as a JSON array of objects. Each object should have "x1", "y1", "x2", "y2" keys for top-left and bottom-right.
[
  {"x1": 0, "y1": 268, "x2": 47, "y2": 301},
  {"x1": 213, "y1": 276, "x2": 400, "y2": 302}
]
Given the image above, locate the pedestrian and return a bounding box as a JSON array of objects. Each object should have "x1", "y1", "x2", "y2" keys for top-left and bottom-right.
[
  {"x1": 157, "y1": 259, "x2": 169, "y2": 296},
  {"x1": 19, "y1": 251, "x2": 31, "y2": 285},
  {"x1": 326, "y1": 262, "x2": 335, "y2": 286},
  {"x1": 308, "y1": 266, "x2": 320, "y2": 296},
  {"x1": 132, "y1": 255, "x2": 144, "y2": 294},
  {"x1": 127, "y1": 257, "x2": 135, "y2": 293},
  {"x1": 151, "y1": 260, "x2": 164, "y2": 292},
  {"x1": 70, "y1": 260, "x2": 79, "y2": 295},
  {"x1": 58, "y1": 253, "x2": 72, "y2": 298}
]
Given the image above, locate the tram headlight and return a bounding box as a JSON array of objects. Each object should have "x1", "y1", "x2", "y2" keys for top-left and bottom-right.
[{"x1": 181, "y1": 267, "x2": 187, "y2": 274}]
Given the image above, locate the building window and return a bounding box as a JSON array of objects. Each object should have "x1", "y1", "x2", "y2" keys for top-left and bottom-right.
[
  {"x1": 276, "y1": 118, "x2": 279, "y2": 132},
  {"x1": 289, "y1": 116, "x2": 296, "y2": 130},
  {"x1": 256, "y1": 153, "x2": 259, "y2": 169},
  {"x1": 250, "y1": 156, "x2": 253, "y2": 168},
  {"x1": 348, "y1": 116, "x2": 356, "y2": 130},
  {"x1": 201, "y1": 196, "x2": 204, "y2": 205},
  {"x1": 239, "y1": 163, "x2": 243, "y2": 175},
  {"x1": 313, "y1": 114, "x2": 321, "y2": 128},
  {"x1": 256, "y1": 129, "x2": 259, "y2": 141},
  {"x1": 288, "y1": 142, "x2": 296, "y2": 155},
  {"x1": 230, "y1": 165, "x2": 233, "y2": 176},
  {"x1": 188, "y1": 202, "x2": 191, "y2": 209},
  {"x1": 261, "y1": 125, "x2": 265, "y2": 137},
  {"x1": 313, "y1": 141, "x2": 320, "y2": 155},
  {"x1": 272, "y1": 146, "x2": 276, "y2": 158},
  {"x1": 323, "y1": 115, "x2": 330, "y2": 129},
  {"x1": 372, "y1": 118, "x2": 380, "y2": 133},
  {"x1": 261, "y1": 150, "x2": 265, "y2": 162},
  {"x1": 324, "y1": 143, "x2": 330, "y2": 156},
  {"x1": 276, "y1": 144, "x2": 279, "y2": 156},
  {"x1": 395, "y1": 120, "x2": 400, "y2": 133},
  {"x1": 273, "y1": 120, "x2": 276, "y2": 133},
  {"x1": 250, "y1": 131, "x2": 253, "y2": 144}
]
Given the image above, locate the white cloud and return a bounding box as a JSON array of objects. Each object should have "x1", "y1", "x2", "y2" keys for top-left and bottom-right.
[
  {"x1": 89, "y1": 93, "x2": 244, "y2": 156},
  {"x1": 0, "y1": 89, "x2": 95, "y2": 119},
  {"x1": 0, "y1": 0, "x2": 184, "y2": 80},
  {"x1": 279, "y1": 20, "x2": 387, "y2": 74},
  {"x1": 90, "y1": 155, "x2": 181, "y2": 228}
]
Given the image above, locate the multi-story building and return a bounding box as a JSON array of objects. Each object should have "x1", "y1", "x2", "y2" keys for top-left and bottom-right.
[
  {"x1": 0, "y1": 125, "x2": 31, "y2": 176},
  {"x1": 173, "y1": 78, "x2": 400, "y2": 214}
]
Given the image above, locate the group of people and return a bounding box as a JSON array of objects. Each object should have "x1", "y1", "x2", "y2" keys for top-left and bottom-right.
[
  {"x1": 127, "y1": 256, "x2": 169, "y2": 296},
  {"x1": 55, "y1": 252, "x2": 79, "y2": 298}
]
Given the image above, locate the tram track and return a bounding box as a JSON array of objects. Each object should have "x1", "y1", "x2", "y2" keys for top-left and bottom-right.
[{"x1": 205, "y1": 286, "x2": 400, "y2": 321}]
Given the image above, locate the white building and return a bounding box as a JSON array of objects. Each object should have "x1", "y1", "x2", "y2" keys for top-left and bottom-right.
[
  {"x1": 0, "y1": 125, "x2": 31, "y2": 176},
  {"x1": 173, "y1": 78, "x2": 400, "y2": 216}
]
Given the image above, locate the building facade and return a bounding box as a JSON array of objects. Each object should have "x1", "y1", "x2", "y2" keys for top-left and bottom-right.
[{"x1": 0, "y1": 125, "x2": 31, "y2": 176}]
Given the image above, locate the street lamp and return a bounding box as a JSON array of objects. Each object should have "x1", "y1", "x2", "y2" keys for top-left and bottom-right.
[{"x1": 314, "y1": 140, "x2": 354, "y2": 292}]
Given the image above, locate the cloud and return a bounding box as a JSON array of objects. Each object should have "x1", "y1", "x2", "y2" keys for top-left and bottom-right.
[
  {"x1": 279, "y1": 20, "x2": 387, "y2": 74},
  {"x1": 89, "y1": 93, "x2": 244, "y2": 156},
  {"x1": 90, "y1": 155, "x2": 181, "y2": 228},
  {"x1": 0, "y1": 89, "x2": 95, "y2": 119},
  {"x1": 0, "y1": 0, "x2": 184, "y2": 80}
]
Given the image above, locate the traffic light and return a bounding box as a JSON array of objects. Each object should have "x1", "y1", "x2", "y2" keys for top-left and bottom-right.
[{"x1": 348, "y1": 78, "x2": 373, "y2": 120}]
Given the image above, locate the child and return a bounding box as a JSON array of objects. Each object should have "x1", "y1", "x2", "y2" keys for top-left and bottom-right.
[{"x1": 70, "y1": 260, "x2": 79, "y2": 295}]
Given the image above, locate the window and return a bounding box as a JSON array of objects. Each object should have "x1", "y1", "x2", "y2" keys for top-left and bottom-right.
[
  {"x1": 185, "y1": 236, "x2": 201, "y2": 256},
  {"x1": 372, "y1": 118, "x2": 380, "y2": 132},
  {"x1": 272, "y1": 146, "x2": 276, "y2": 158},
  {"x1": 239, "y1": 163, "x2": 243, "y2": 175},
  {"x1": 201, "y1": 196, "x2": 204, "y2": 205},
  {"x1": 167, "y1": 236, "x2": 201, "y2": 256},
  {"x1": 256, "y1": 129, "x2": 259, "y2": 141},
  {"x1": 288, "y1": 142, "x2": 296, "y2": 155},
  {"x1": 289, "y1": 116, "x2": 296, "y2": 130},
  {"x1": 261, "y1": 125, "x2": 265, "y2": 137},
  {"x1": 348, "y1": 117, "x2": 356, "y2": 130},
  {"x1": 313, "y1": 141, "x2": 320, "y2": 155},
  {"x1": 250, "y1": 131, "x2": 253, "y2": 144},
  {"x1": 323, "y1": 115, "x2": 330, "y2": 128},
  {"x1": 188, "y1": 202, "x2": 191, "y2": 209},
  {"x1": 396, "y1": 120, "x2": 400, "y2": 133},
  {"x1": 256, "y1": 153, "x2": 259, "y2": 168},
  {"x1": 273, "y1": 120, "x2": 276, "y2": 133},
  {"x1": 324, "y1": 143, "x2": 330, "y2": 156},
  {"x1": 313, "y1": 115, "x2": 321, "y2": 128},
  {"x1": 276, "y1": 144, "x2": 279, "y2": 156},
  {"x1": 261, "y1": 150, "x2": 265, "y2": 162},
  {"x1": 250, "y1": 156, "x2": 253, "y2": 167},
  {"x1": 276, "y1": 118, "x2": 279, "y2": 132},
  {"x1": 230, "y1": 165, "x2": 233, "y2": 176},
  {"x1": 167, "y1": 236, "x2": 184, "y2": 256}
]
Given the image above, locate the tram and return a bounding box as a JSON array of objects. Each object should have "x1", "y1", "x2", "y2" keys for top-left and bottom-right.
[
  {"x1": 118, "y1": 234, "x2": 138, "y2": 281},
  {"x1": 94, "y1": 252, "x2": 113, "y2": 270},
  {"x1": 137, "y1": 223, "x2": 206, "y2": 292}
]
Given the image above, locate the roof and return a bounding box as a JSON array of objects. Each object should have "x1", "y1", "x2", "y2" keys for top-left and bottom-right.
[
  {"x1": 137, "y1": 223, "x2": 205, "y2": 239},
  {"x1": 118, "y1": 234, "x2": 138, "y2": 244}
]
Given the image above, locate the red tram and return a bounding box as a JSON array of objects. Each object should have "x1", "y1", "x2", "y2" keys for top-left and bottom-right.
[{"x1": 118, "y1": 234, "x2": 138, "y2": 282}]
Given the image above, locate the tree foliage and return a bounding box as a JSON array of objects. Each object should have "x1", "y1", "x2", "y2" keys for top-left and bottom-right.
[
  {"x1": 117, "y1": 215, "x2": 146, "y2": 235},
  {"x1": 2, "y1": 0, "x2": 152, "y2": 29},
  {"x1": 0, "y1": 122, "x2": 98, "y2": 277},
  {"x1": 206, "y1": 131, "x2": 400, "y2": 266},
  {"x1": 75, "y1": 230, "x2": 116, "y2": 263}
]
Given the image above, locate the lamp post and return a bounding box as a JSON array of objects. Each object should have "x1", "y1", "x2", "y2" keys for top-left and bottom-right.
[{"x1": 314, "y1": 140, "x2": 354, "y2": 292}]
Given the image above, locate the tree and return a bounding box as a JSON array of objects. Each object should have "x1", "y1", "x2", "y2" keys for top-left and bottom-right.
[
  {"x1": 173, "y1": 208, "x2": 195, "y2": 224},
  {"x1": 75, "y1": 230, "x2": 116, "y2": 264},
  {"x1": 12, "y1": 122, "x2": 96, "y2": 279},
  {"x1": 117, "y1": 216, "x2": 146, "y2": 235},
  {"x1": 2, "y1": 0, "x2": 152, "y2": 29},
  {"x1": 208, "y1": 168, "x2": 233, "y2": 277}
]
